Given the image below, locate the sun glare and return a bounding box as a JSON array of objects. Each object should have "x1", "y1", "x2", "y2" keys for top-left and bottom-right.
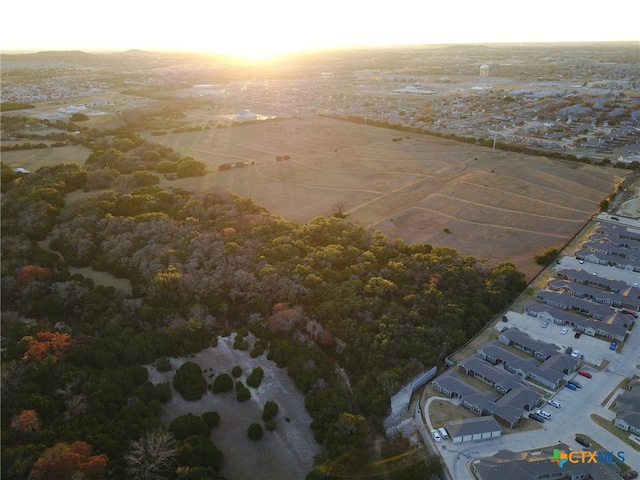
[{"x1": 215, "y1": 36, "x2": 316, "y2": 63}]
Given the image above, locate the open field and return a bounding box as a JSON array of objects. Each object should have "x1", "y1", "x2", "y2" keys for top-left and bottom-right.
[
  {"x1": 1, "y1": 144, "x2": 92, "y2": 171},
  {"x1": 151, "y1": 116, "x2": 618, "y2": 280}
]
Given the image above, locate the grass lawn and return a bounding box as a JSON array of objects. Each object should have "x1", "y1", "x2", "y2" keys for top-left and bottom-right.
[{"x1": 591, "y1": 414, "x2": 640, "y2": 452}]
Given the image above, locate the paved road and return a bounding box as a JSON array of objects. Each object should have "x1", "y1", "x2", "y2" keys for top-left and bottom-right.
[{"x1": 423, "y1": 254, "x2": 640, "y2": 478}]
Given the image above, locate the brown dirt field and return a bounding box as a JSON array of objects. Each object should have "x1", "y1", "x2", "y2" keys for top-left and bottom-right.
[
  {"x1": 147, "y1": 335, "x2": 320, "y2": 480},
  {"x1": 153, "y1": 116, "x2": 618, "y2": 280}
]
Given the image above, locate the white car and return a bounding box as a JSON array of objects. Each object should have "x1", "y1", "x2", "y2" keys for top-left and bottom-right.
[
  {"x1": 571, "y1": 350, "x2": 580, "y2": 358},
  {"x1": 561, "y1": 328, "x2": 568, "y2": 335},
  {"x1": 431, "y1": 429, "x2": 441, "y2": 442},
  {"x1": 541, "y1": 322, "x2": 548, "y2": 328},
  {"x1": 548, "y1": 400, "x2": 561, "y2": 408},
  {"x1": 438, "y1": 427, "x2": 449, "y2": 439},
  {"x1": 536, "y1": 409, "x2": 552, "y2": 419}
]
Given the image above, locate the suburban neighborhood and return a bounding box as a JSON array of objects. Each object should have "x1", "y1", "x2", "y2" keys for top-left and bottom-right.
[{"x1": 420, "y1": 216, "x2": 640, "y2": 480}]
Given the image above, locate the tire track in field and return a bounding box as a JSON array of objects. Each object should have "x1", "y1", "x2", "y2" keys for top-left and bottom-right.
[
  {"x1": 253, "y1": 168, "x2": 388, "y2": 195},
  {"x1": 489, "y1": 171, "x2": 610, "y2": 203},
  {"x1": 375, "y1": 206, "x2": 569, "y2": 239},
  {"x1": 429, "y1": 193, "x2": 586, "y2": 223},
  {"x1": 455, "y1": 181, "x2": 594, "y2": 214}
]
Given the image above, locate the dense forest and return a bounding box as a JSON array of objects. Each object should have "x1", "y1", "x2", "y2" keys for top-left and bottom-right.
[{"x1": 1, "y1": 122, "x2": 526, "y2": 479}]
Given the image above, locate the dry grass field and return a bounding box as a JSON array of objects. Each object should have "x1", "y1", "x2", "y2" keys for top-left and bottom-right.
[
  {"x1": 1, "y1": 144, "x2": 92, "y2": 171},
  {"x1": 153, "y1": 116, "x2": 619, "y2": 280}
]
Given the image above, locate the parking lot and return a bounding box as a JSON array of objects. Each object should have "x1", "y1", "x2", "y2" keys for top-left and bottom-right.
[{"x1": 498, "y1": 311, "x2": 619, "y2": 368}]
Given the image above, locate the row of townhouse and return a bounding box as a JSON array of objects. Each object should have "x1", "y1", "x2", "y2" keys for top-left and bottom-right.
[
  {"x1": 525, "y1": 302, "x2": 631, "y2": 342},
  {"x1": 547, "y1": 278, "x2": 640, "y2": 311},
  {"x1": 575, "y1": 222, "x2": 640, "y2": 272},
  {"x1": 614, "y1": 375, "x2": 640, "y2": 436},
  {"x1": 432, "y1": 331, "x2": 580, "y2": 428},
  {"x1": 432, "y1": 365, "x2": 539, "y2": 429},
  {"x1": 480, "y1": 337, "x2": 580, "y2": 389},
  {"x1": 556, "y1": 268, "x2": 629, "y2": 293},
  {"x1": 594, "y1": 222, "x2": 640, "y2": 246},
  {"x1": 536, "y1": 290, "x2": 617, "y2": 320}
]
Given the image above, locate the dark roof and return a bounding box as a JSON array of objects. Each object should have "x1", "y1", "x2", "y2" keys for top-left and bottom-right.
[
  {"x1": 445, "y1": 416, "x2": 502, "y2": 438},
  {"x1": 473, "y1": 444, "x2": 621, "y2": 480}
]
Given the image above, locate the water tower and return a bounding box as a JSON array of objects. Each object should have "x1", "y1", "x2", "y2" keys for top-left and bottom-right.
[{"x1": 480, "y1": 64, "x2": 489, "y2": 78}]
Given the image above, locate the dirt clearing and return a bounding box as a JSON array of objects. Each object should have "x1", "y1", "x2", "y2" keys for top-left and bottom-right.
[{"x1": 146, "y1": 334, "x2": 320, "y2": 480}]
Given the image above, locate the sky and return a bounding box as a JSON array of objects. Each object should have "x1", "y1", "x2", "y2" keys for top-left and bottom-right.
[{"x1": 1, "y1": 0, "x2": 638, "y2": 59}]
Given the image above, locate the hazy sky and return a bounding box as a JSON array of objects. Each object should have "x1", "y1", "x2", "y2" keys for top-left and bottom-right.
[{"x1": 2, "y1": 0, "x2": 638, "y2": 58}]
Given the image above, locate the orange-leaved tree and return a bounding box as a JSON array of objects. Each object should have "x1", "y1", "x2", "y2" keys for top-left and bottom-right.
[
  {"x1": 21, "y1": 331, "x2": 72, "y2": 362},
  {"x1": 29, "y1": 441, "x2": 107, "y2": 480}
]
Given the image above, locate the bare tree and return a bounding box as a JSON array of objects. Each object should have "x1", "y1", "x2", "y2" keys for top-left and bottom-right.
[
  {"x1": 332, "y1": 200, "x2": 349, "y2": 219},
  {"x1": 125, "y1": 429, "x2": 177, "y2": 480}
]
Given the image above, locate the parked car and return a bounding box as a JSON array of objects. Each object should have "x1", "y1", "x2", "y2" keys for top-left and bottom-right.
[
  {"x1": 574, "y1": 331, "x2": 581, "y2": 338},
  {"x1": 565, "y1": 346, "x2": 573, "y2": 355},
  {"x1": 536, "y1": 409, "x2": 552, "y2": 419},
  {"x1": 567, "y1": 380, "x2": 582, "y2": 388},
  {"x1": 438, "y1": 427, "x2": 449, "y2": 439},
  {"x1": 578, "y1": 370, "x2": 592, "y2": 378},
  {"x1": 565, "y1": 382, "x2": 577, "y2": 391},
  {"x1": 621, "y1": 309, "x2": 638, "y2": 318},
  {"x1": 623, "y1": 470, "x2": 638, "y2": 480},
  {"x1": 561, "y1": 328, "x2": 568, "y2": 335},
  {"x1": 548, "y1": 400, "x2": 561, "y2": 408},
  {"x1": 610, "y1": 341, "x2": 617, "y2": 350},
  {"x1": 529, "y1": 413, "x2": 545, "y2": 423},
  {"x1": 575, "y1": 436, "x2": 591, "y2": 448},
  {"x1": 431, "y1": 429, "x2": 441, "y2": 442},
  {"x1": 541, "y1": 321, "x2": 548, "y2": 328},
  {"x1": 571, "y1": 349, "x2": 580, "y2": 358},
  {"x1": 501, "y1": 316, "x2": 508, "y2": 322}
]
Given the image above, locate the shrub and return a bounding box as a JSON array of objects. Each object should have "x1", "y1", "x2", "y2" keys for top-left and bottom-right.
[
  {"x1": 264, "y1": 420, "x2": 277, "y2": 431},
  {"x1": 247, "y1": 423, "x2": 263, "y2": 440},
  {"x1": 231, "y1": 366, "x2": 243, "y2": 377},
  {"x1": 169, "y1": 413, "x2": 209, "y2": 440},
  {"x1": 212, "y1": 373, "x2": 233, "y2": 393},
  {"x1": 131, "y1": 170, "x2": 160, "y2": 187},
  {"x1": 233, "y1": 336, "x2": 249, "y2": 350},
  {"x1": 173, "y1": 362, "x2": 207, "y2": 401},
  {"x1": 156, "y1": 357, "x2": 172, "y2": 372},
  {"x1": 262, "y1": 400, "x2": 279, "y2": 421},
  {"x1": 237, "y1": 387, "x2": 251, "y2": 402},
  {"x1": 202, "y1": 411, "x2": 220, "y2": 427},
  {"x1": 176, "y1": 157, "x2": 206, "y2": 178},
  {"x1": 155, "y1": 161, "x2": 177, "y2": 173},
  {"x1": 246, "y1": 367, "x2": 264, "y2": 388}
]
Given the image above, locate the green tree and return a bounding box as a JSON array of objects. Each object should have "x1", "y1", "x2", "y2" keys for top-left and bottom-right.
[
  {"x1": 247, "y1": 423, "x2": 263, "y2": 440},
  {"x1": 173, "y1": 362, "x2": 207, "y2": 401},
  {"x1": 176, "y1": 157, "x2": 206, "y2": 178},
  {"x1": 262, "y1": 400, "x2": 279, "y2": 421},
  {"x1": 168, "y1": 414, "x2": 209, "y2": 441},
  {"x1": 174, "y1": 435, "x2": 223, "y2": 471},
  {"x1": 212, "y1": 373, "x2": 233, "y2": 393}
]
